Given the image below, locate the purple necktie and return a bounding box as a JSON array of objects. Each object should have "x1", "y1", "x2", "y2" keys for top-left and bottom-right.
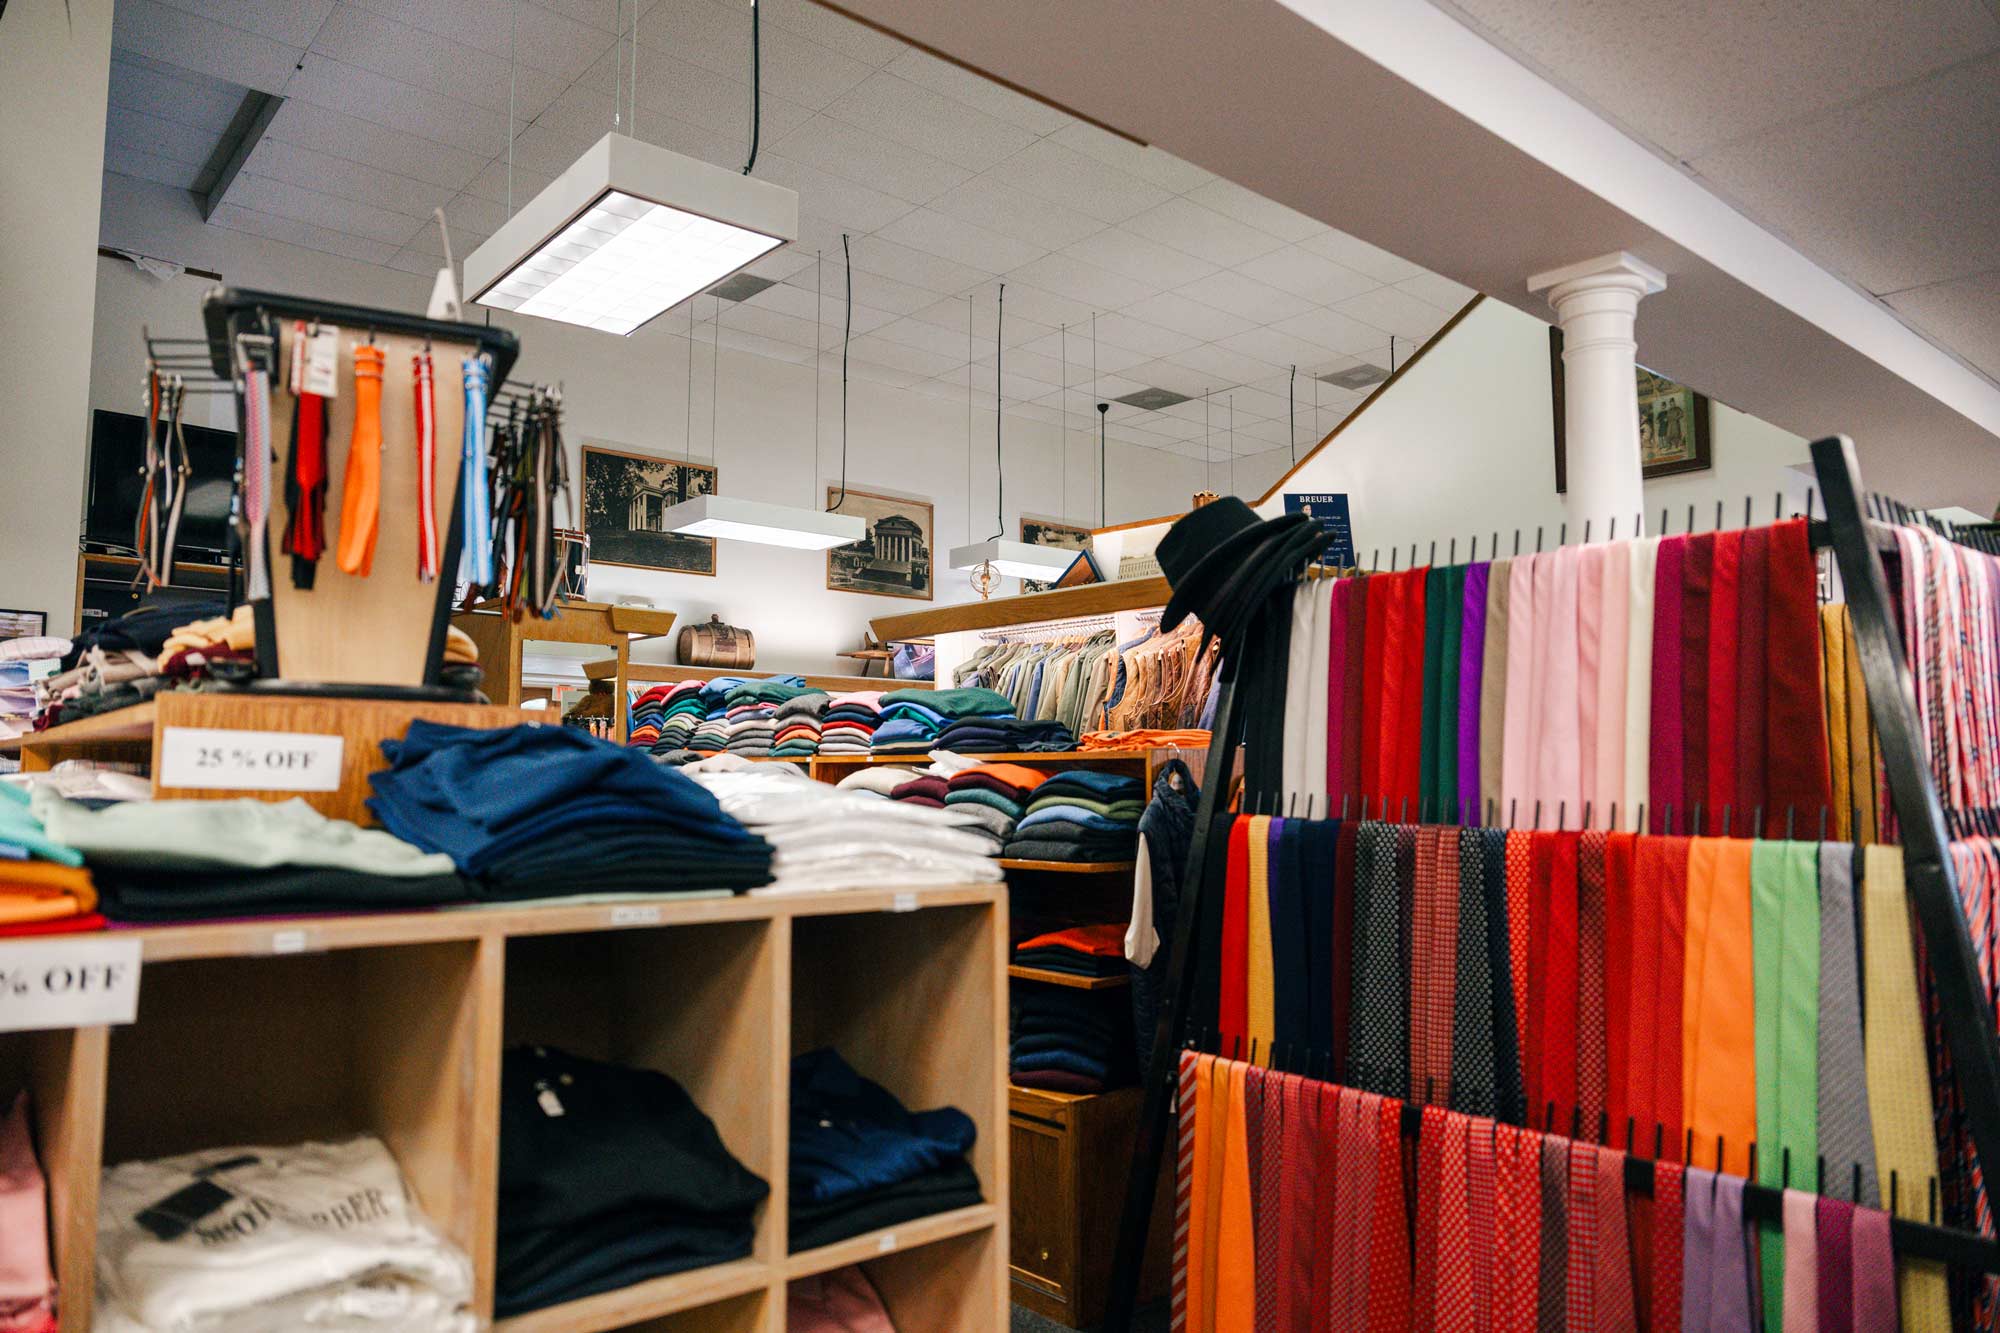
[
  {"x1": 1458, "y1": 562, "x2": 1490, "y2": 822},
  {"x1": 1684, "y1": 1168, "x2": 1756, "y2": 1331}
]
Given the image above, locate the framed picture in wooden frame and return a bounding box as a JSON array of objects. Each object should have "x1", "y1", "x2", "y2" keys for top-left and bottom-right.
[
  {"x1": 826, "y1": 487, "x2": 934, "y2": 600},
  {"x1": 580, "y1": 444, "x2": 717, "y2": 576},
  {"x1": 1018, "y1": 517, "x2": 1093, "y2": 593},
  {"x1": 1550, "y1": 327, "x2": 1713, "y2": 492}
]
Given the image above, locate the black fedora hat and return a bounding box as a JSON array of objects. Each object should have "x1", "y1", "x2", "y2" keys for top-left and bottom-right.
[{"x1": 1159, "y1": 498, "x2": 1324, "y2": 641}]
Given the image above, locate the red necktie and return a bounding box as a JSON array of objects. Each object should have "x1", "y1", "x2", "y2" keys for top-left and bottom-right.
[
  {"x1": 1602, "y1": 832, "x2": 1637, "y2": 1146},
  {"x1": 1591, "y1": 1145, "x2": 1637, "y2": 1332},
  {"x1": 1332, "y1": 1089, "x2": 1378, "y2": 1330},
  {"x1": 1679, "y1": 533, "x2": 1715, "y2": 820},
  {"x1": 1309, "y1": 1082, "x2": 1338, "y2": 1332},
  {"x1": 1366, "y1": 1095, "x2": 1412, "y2": 1333},
  {"x1": 1253, "y1": 1068, "x2": 1281, "y2": 1331},
  {"x1": 1414, "y1": 1105, "x2": 1445, "y2": 1331},
  {"x1": 1220, "y1": 819, "x2": 1251, "y2": 1050},
  {"x1": 1173, "y1": 1051, "x2": 1197, "y2": 1333},
  {"x1": 1505, "y1": 832, "x2": 1533, "y2": 1073},
  {"x1": 1576, "y1": 832, "x2": 1609, "y2": 1135},
  {"x1": 1362, "y1": 577, "x2": 1390, "y2": 802},
  {"x1": 1733, "y1": 526, "x2": 1770, "y2": 816},
  {"x1": 1277, "y1": 1075, "x2": 1312, "y2": 1333},
  {"x1": 1649, "y1": 536, "x2": 1689, "y2": 832},
  {"x1": 412, "y1": 348, "x2": 440, "y2": 582},
  {"x1": 1650, "y1": 1161, "x2": 1685, "y2": 1333},
  {"x1": 1435, "y1": 1112, "x2": 1474, "y2": 1332},
  {"x1": 1705, "y1": 529, "x2": 1742, "y2": 817},
  {"x1": 1763, "y1": 518, "x2": 1832, "y2": 836},
  {"x1": 1564, "y1": 1142, "x2": 1596, "y2": 1332},
  {"x1": 1468, "y1": 1118, "x2": 1499, "y2": 1332}
]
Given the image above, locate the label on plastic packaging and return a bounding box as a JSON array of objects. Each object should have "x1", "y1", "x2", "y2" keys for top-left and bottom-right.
[
  {"x1": 159, "y1": 727, "x2": 345, "y2": 792},
  {"x1": 0, "y1": 938, "x2": 141, "y2": 1031}
]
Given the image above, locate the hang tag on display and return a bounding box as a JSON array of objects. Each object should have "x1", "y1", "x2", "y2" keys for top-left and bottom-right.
[
  {"x1": 0, "y1": 938, "x2": 142, "y2": 1032},
  {"x1": 609, "y1": 905, "x2": 662, "y2": 926},
  {"x1": 158, "y1": 727, "x2": 345, "y2": 792},
  {"x1": 302, "y1": 324, "x2": 342, "y2": 398},
  {"x1": 891, "y1": 892, "x2": 919, "y2": 913}
]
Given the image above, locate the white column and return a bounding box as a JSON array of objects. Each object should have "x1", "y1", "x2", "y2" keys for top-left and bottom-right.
[{"x1": 1529, "y1": 251, "x2": 1666, "y2": 534}]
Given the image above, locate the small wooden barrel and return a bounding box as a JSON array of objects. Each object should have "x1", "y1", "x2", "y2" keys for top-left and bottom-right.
[{"x1": 677, "y1": 613, "x2": 757, "y2": 668}]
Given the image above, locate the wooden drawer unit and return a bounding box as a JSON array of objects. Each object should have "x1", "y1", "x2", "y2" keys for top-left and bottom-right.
[{"x1": 1008, "y1": 1084, "x2": 1170, "y2": 1328}]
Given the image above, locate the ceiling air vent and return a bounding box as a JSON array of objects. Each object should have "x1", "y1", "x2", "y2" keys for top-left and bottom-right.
[
  {"x1": 1113, "y1": 386, "x2": 1194, "y2": 411},
  {"x1": 1319, "y1": 363, "x2": 1390, "y2": 391},
  {"x1": 706, "y1": 272, "x2": 779, "y2": 302}
]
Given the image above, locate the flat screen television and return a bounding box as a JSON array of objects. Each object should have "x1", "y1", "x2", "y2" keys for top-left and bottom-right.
[{"x1": 83, "y1": 409, "x2": 238, "y2": 562}]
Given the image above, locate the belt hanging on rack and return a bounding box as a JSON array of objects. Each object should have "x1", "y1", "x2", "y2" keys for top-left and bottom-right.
[
  {"x1": 158, "y1": 373, "x2": 189, "y2": 585},
  {"x1": 281, "y1": 321, "x2": 329, "y2": 588},
  {"x1": 337, "y1": 342, "x2": 385, "y2": 577},
  {"x1": 240, "y1": 342, "x2": 275, "y2": 599},
  {"x1": 462, "y1": 353, "x2": 494, "y2": 590},
  {"x1": 413, "y1": 345, "x2": 439, "y2": 582}
]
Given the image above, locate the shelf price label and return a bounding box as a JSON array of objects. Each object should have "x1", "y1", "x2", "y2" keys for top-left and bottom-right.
[
  {"x1": 0, "y1": 938, "x2": 142, "y2": 1032},
  {"x1": 159, "y1": 727, "x2": 345, "y2": 792}
]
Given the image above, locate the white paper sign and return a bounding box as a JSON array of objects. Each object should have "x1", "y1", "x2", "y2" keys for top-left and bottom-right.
[
  {"x1": 302, "y1": 325, "x2": 342, "y2": 397},
  {"x1": 158, "y1": 727, "x2": 345, "y2": 792},
  {"x1": 0, "y1": 938, "x2": 142, "y2": 1032},
  {"x1": 610, "y1": 905, "x2": 662, "y2": 926}
]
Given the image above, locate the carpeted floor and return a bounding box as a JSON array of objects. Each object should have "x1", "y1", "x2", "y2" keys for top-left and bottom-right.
[{"x1": 1010, "y1": 1302, "x2": 1169, "y2": 1332}]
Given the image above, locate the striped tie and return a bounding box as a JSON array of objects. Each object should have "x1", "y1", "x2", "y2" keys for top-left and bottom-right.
[{"x1": 1173, "y1": 1050, "x2": 1197, "y2": 1333}]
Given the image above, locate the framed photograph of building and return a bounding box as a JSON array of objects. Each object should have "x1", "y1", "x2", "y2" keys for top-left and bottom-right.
[
  {"x1": 580, "y1": 444, "x2": 717, "y2": 576},
  {"x1": 1018, "y1": 517, "x2": 1094, "y2": 593},
  {"x1": 826, "y1": 488, "x2": 933, "y2": 600}
]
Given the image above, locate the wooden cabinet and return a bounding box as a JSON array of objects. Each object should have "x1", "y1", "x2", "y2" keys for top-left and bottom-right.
[{"x1": 1008, "y1": 1084, "x2": 1170, "y2": 1328}]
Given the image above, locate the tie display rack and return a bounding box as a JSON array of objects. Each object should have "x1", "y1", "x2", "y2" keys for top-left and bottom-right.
[
  {"x1": 1101, "y1": 435, "x2": 2000, "y2": 1329},
  {"x1": 199, "y1": 288, "x2": 520, "y2": 696}
]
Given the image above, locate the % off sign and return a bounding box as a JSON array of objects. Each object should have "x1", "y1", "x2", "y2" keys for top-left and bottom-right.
[
  {"x1": 158, "y1": 727, "x2": 345, "y2": 792},
  {"x1": 0, "y1": 938, "x2": 142, "y2": 1032}
]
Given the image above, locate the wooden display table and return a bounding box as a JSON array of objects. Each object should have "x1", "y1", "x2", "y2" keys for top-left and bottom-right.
[{"x1": 452, "y1": 600, "x2": 678, "y2": 742}]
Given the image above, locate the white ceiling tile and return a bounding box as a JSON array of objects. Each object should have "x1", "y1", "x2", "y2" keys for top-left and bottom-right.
[
  {"x1": 745, "y1": 247, "x2": 816, "y2": 282},
  {"x1": 151, "y1": 0, "x2": 334, "y2": 47},
  {"x1": 492, "y1": 121, "x2": 601, "y2": 179},
  {"x1": 1090, "y1": 311, "x2": 1201, "y2": 359},
  {"x1": 1215, "y1": 327, "x2": 1346, "y2": 370},
  {"x1": 1123, "y1": 291, "x2": 1257, "y2": 342},
  {"x1": 285, "y1": 52, "x2": 507, "y2": 156},
  {"x1": 103, "y1": 145, "x2": 205, "y2": 190},
  {"x1": 882, "y1": 47, "x2": 1070, "y2": 134},
  {"x1": 1226, "y1": 385, "x2": 1294, "y2": 421},
  {"x1": 1018, "y1": 330, "x2": 1151, "y2": 377},
  {"x1": 872, "y1": 316, "x2": 970, "y2": 361},
  {"x1": 1396, "y1": 272, "x2": 1479, "y2": 313},
  {"x1": 984, "y1": 139, "x2": 1175, "y2": 224},
  {"x1": 1123, "y1": 196, "x2": 1287, "y2": 269},
  {"x1": 846, "y1": 233, "x2": 988, "y2": 295},
  {"x1": 791, "y1": 263, "x2": 935, "y2": 320},
  {"x1": 998, "y1": 370, "x2": 1058, "y2": 403},
  {"x1": 988, "y1": 283, "x2": 1094, "y2": 331},
  {"x1": 758, "y1": 0, "x2": 906, "y2": 65},
  {"x1": 575, "y1": 45, "x2": 813, "y2": 151},
  {"x1": 311, "y1": 4, "x2": 565, "y2": 119},
  {"x1": 824, "y1": 71, "x2": 1038, "y2": 173},
  {"x1": 438, "y1": 190, "x2": 508, "y2": 238},
  {"x1": 1174, "y1": 270, "x2": 1317, "y2": 324},
  {"x1": 1001, "y1": 348, "x2": 1075, "y2": 389},
  {"x1": 1234, "y1": 245, "x2": 1379, "y2": 306},
  {"x1": 208, "y1": 201, "x2": 403, "y2": 265},
  {"x1": 223, "y1": 172, "x2": 426, "y2": 246},
  {"x1": 1059, "y1": 227, "x2": 1217, "y2": 290},
  {"x1": 265, "y1": 98, "x2": 488, "y2": 190},
  {"x1": 906, "y1": 297, "x2": 983, "y2": 335},
  {"x1": 343, "y1": 0, "x2": 611, "y2": 81},
  {"x1": 1126, "y1": 360, "x2": 1222, "y2": 398},
  {"x1": 844, "y1": 334, "x2": 969, "y2": 379},
  {"x1": 1007, "y1": 252, "x2": 1158, "y2": 309},
  {"x1": 740, "y1": 279, "x2": 823, "y2": 322},
  {"x1": 387, "y1": 245, "x2": 449, "y2": 278},
  {"x1": 1048, "y1": 120, "x2": 1214, "y2": 193},
  {"x1": 743, "y1": 152, "x2": 914, "y2": 233},
  {"x1": 113, "y1": 0, "x2": 305, "y2": 92},
  {"x1": 875, "y1": 208, "x2": 1046, "y2": 275},
  {"x1": 1234, "y1": 418, "x2": 1293, "y2": 448},
  {"x1": 714, "y1": 324, "x2": 819, "y2": 365},
  {"x1": 929, "y1": 178, "x2": 1106, "y2": 251},
  {"x1": 904, "y1": 376, "x2": 970, "y2": 403},
  {"x1": 459, "y1": 156, "x2": 556, "y2": 206},
  {"x1": 838, "y1": 356, "x2": 927, "y2": 389},
  {"x1": 752, "y1": 16, "x2": 879, "y2": 109},
  {"x1": 1333, "y1": 285, "x2": 1450, "y2": 340},
  {"x1": 1884, "y1": 267, "x2": 2000, "y2": 381},
  {"x1": 399, "y1": 219, "x2": 488, "y2": 263},
  {"x1": 1184, "y1": 177, "x2": 1326, "y2": 244},
  {"x1": 1296, "y1": 228, "x2": 1426, "y2": 284},
  {"x1": 106, "y1": 103, "x2": 220, "y2": 168},
  {"x1": 242, "y1": 137, "x2": 451, "y2": 219},
  {"x1": 712, "y1": 302, "x2": 819, "y2": 347},
  {"x1": 107, "y1": 55, "x2": 244, "y2": 132},
  {"x1": 769, "y1": 115, "x2": 971, "y2": 205},
  {"x1": 1269, "y1": 306, "x2": 1394, "y2": 356},
  {"x1": 643, "y1": 0, "x2": 873, "y2": 109},
  {"x1": 1689, "y1": 51, "x2": 2000, "y2": 294},
  {"x1": 1170, "y1": 342, "x2": 1282, "y2": 388}
]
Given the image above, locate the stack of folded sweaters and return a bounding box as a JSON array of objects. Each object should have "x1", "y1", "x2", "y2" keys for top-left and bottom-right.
[
  {"x1": 0, "y1": 787, "x2": 101, "y2": 936},
  {"x1": 1011, "y1": 922, "x2": 1129, "y2": 980},
  {"x1": 772, "y1": 692, "x2": 828, "y2": 759},
  {"x1": 644, "y1": 683, "x2": 710, "y2": 751},
  {"x1": 869, "y1": 699, "x2": 947, "y2": 755},
  {"x1": 496, "y1": 1046, "x2": 767, "y2": 1316},
  {"x1": 936, "y1": 715, "x2": 1075, "y2": 752},
  {"x1": 1001, "y1": 769, "x2": 1144, "y2": 863},
  {"x1": 1010, "y1": 946, "x2": 1137, "y2": 1094},
  {"x1": 941, "y1": 763, "x2": 1047, "y2": 853},
  {"x1": 95, "y1": 1135, "x2": 475, "y2": 1331},
  {"x1": 370, "y1": 722, "x2": 773, "y2": 900},
  {"x1": 690, "y1": 763, "x2": 1001, "y2": 891},
  {"x1": 871, "y1": 688, "x2": 1016, "y2": 755},
  {"x1": 789, "y1": 1048, "x2": 982, "y2": 1252},
  {"x1": 818, "y1": 692, "x2": 883, "y2": 754}
]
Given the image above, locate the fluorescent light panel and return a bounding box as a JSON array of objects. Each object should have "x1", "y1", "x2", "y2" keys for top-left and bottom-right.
[
  {"x1": 948, "y1": 539, "x2": 1077, "y2": 580},
  {"x1": 465, "y1": 134, "x2": 798, "y2": 338},
  {"x1": 660, "y1": 495, "x2": 865, "y2": 550}
]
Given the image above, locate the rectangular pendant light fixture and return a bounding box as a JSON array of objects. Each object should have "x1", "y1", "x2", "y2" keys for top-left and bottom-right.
[
  {"x1": 948, "y1": 539, "x2": 1078, "y2": 581},
  {"x1": 464, "y1": 133, "x2": 798, "y2": 337},
  {"x1": 660, "y1": 495, "x2": 865, "y2": 550}
]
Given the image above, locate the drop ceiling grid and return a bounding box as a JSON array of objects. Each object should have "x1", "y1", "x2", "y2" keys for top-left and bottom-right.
[{"x1": 105, "y1": 0, "x2": 1473, "y2": 459}]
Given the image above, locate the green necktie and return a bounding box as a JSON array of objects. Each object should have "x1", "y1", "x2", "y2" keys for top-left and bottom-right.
[{"x1": 1752, "y1": 838, "x2": 1820, "y2": 1331}]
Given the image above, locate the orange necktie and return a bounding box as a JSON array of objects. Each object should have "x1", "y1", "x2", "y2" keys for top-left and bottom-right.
[
  {"x1": 1682, "y1": 836, "x2": 1757, "y2": 1176},
  {"x1": 337, "y1": 344, "x2": 385, "y2": 576},
  {"x1": 1215, "y1": 1060, "x2": 1255, "y2": 1330}
]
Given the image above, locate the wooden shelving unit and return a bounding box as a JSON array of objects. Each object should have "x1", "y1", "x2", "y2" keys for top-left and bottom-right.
[
  {"x1": 453, "y1": 600, "x2": 678, "y2": 742},
  {"x1": 998, "y1": 859, "x2": 1136, "y2": 874},
  {"x1": 1008, "y1": 965, "x2": 1129, "y2": 991},
  {"x1": 866, "y1": 578, "x2": 1171, "y2": 643},
  {"x1": 9, "y1": 883, "x2": 1007, "y2": 1333},
  {"x1": 585, "y1": 660, "x2": 933, "y2": 694}
]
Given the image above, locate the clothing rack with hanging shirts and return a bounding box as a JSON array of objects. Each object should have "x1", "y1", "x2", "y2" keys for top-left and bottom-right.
[
  {"x1": 1100, "y1": 437, "x2": 2000, "y2": 1329},
  {"x1": 199, "y1": 287, "x2": 519, "y2": 695}
]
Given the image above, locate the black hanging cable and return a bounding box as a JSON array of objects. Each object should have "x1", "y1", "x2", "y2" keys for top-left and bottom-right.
[
  {"x1": 1289, "y1": 363, "x2": 1297, "y2": 464},
  {"x1": 741, "y1": 0, "x2": 761, "y2": 174},
  {"x1": 829, "y1": 232, "x2": 850, "y2": 512},
  {"x1": 990, "y1": 283, "x2": 1005, "y2": 540}
]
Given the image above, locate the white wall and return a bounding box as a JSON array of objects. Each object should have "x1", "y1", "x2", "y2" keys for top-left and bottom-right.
[
  {"x1": 87, "y1": 176, "x2": 1207, "y2": 674},
  {"x1": 2, "y1": 0, "x2": 113, "y2": 636},
  {"x1": 1243, "y1": 298, "x2": 1814, "y2": 560}
]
